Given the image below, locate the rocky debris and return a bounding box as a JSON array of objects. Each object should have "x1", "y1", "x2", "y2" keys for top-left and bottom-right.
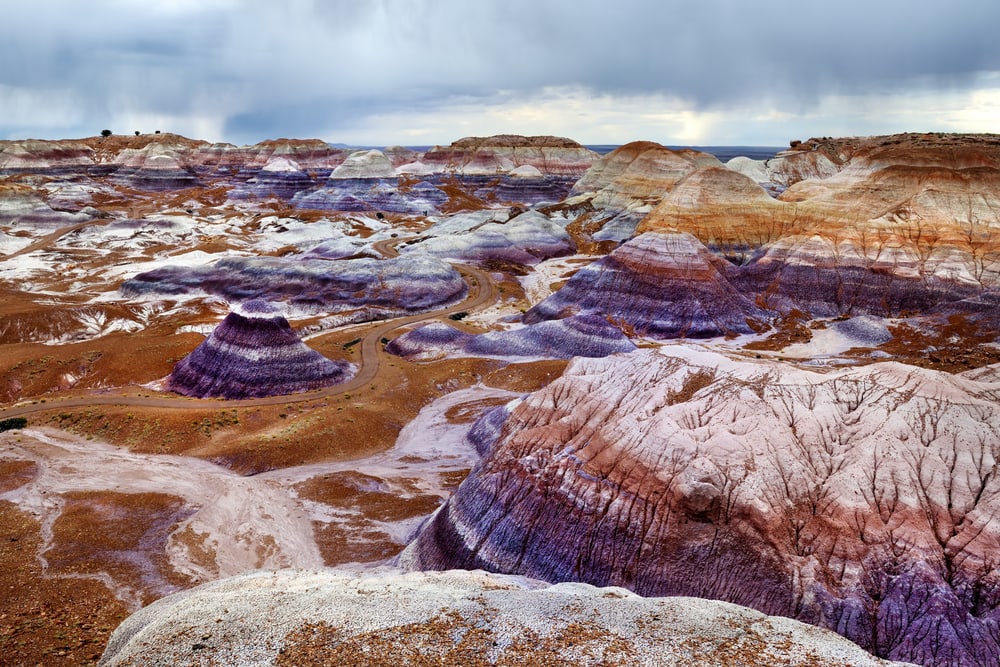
[
  {"x1": 831, "y1": 314, "x2": 893, "y2": 346},
  {"x1": 98, "y1": 568, "x2": 912, "y2": 667},
  {"x1": 166, "y1": 300, "x2": 354, "y2": 399},
  {"x1": 404, "y1": 209, "x2": 575, "y2": 265},
  {"x1": 524, "y1": 231, "x2": 765, "y2": 337},
  {"x1": 387, "y1": 314, "x2": 636, "y2": 361},
  {"x1": 403, "y1": 345, "x2": 1000, "y2": 666},
  {"x1": 121, "y1": 253, "x2": 467, "y2": 317}
]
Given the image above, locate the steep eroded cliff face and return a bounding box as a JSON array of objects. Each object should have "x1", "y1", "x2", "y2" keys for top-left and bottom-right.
[{"x1": 403, "y1": 346, "x2": 1000, "y2": 667}]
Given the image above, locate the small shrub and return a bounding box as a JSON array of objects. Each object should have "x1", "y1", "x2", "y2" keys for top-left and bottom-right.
[
  {"x1": 0, "y1": 417, "x2": 28, "y2": 432},
  {"x1": 100, "y1": 129, "x2": 112, "y2": 137}
]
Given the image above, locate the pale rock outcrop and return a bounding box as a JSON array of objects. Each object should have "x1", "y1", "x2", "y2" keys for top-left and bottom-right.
[
  {"x1": 404, "y1": 346, "x2": 1000, "y2": 666},
  {"x1": 329, "y1": 149, "x2": 396, "y2": 179},
  {"x1": 404, "y1": 209, "x2": 574, "y2": 265},
  {"x1": 725, "y1": 155, "x2": 770, "y2": 183},
  {"x1": 98, "y1": 568, "x2": 912, "y2": 667}
]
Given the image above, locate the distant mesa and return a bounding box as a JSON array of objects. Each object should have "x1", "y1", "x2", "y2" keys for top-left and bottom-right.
[
  {"x1": 166, "y1": 299, "x2": 354, "y2": 399},
  {"x1": 420, "y1": 135, "x2": 599, "y2": 177}
]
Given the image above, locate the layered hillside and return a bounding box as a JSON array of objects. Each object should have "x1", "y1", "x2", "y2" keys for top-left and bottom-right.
[
  {"x1": 418, "y1": 135, "x2": 599, "y2": 177},
  {"x1": 529, "y1": 135, "x2": 1000, "y2": 344},
  {"x1": 167, "y1": 300, "x2": 354, "y2": 399},
  {"x1": 524, "y1": 231, "x2": 766, "y2": 337},
  {"x1": 3, "y1": 130, "x2": 1000, "y2": 667},
  {"x1": 403, "y1": 346, "x2": 1000, "y2": 666},
  {"x1": 0, "y1": 133, "x2": 599, "y2": 211},
  {"x1": 387, "y1": 314, "x2": 636, "y2": 361},
  {"x1": 122, "y1": 253, "x2": 468, "y2": 317}
]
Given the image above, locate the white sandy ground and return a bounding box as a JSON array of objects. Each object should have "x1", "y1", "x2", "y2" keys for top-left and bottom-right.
[
  {"x1": 0, "y1": 230, "x2": 33, "y2": 255},
  {"x1": 0, "y1": 385, "x2": 517, "y2": 610}
]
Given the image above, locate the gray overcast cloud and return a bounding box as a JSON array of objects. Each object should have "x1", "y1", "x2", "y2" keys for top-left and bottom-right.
[{"x1": 2, "y1": 0, "x2": 998, "y2": 145}]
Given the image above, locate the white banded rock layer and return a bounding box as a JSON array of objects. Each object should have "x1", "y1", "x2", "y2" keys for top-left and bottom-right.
[
  {"x1": 98, "y1": 568, "x2": 912, "y2": 667},
  {"x1": 403, "y1": 346, "x2": 1000, "y2": 667}
]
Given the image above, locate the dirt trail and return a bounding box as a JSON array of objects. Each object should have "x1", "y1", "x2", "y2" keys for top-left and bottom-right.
[
  {"x1": 0, "y1": 384, "x2": 514, "y2": 609},
  {"x1": 0, "y1": 242, "x2": 499, "y2": 420}
]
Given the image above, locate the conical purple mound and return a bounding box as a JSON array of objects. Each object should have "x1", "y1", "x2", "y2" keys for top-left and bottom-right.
[{"x1": 167, "y1": 301, "x2": 354, "y2": 399}]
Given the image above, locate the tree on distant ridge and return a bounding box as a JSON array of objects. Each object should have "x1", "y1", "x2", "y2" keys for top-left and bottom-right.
[{"x1": 101, "y1": 129, "x2": 112, "y2": 137}]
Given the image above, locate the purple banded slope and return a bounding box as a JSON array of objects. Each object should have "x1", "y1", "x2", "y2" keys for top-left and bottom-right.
[{"x1": 166, "y1": 300, "x2": 354, "y2": 399}]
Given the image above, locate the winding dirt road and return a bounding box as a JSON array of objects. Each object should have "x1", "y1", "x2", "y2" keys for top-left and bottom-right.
[
  {"x1": 0, "y1": 236, "x2": 500, "y2": 420},
  {"x1": 2, "y1": 217, "x2": 112, "y2": 259}
]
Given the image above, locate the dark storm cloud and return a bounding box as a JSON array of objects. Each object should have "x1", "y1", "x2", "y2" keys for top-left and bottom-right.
[{"x1": 1, "y1": 0, "x2": 998, "y2": 142}]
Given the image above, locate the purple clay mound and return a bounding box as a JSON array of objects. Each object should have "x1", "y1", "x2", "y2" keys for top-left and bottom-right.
[
  {"x1": 167, "y1": 302, "x2": 354, "y2": 399},
  {"x1": 386, "y1": 314, "x2": 636, "y2": 360},
  {"x1": 525, "y1": 231, "x2": 766, "y2": 338}
]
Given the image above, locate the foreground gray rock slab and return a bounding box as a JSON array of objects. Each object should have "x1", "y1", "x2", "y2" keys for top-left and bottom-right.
[{"x1": 99, "y1": 568, "x2": 912, "y2": 666}]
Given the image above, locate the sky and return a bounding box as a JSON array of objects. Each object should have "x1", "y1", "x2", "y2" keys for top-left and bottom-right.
[{"x1": 3, "y1": 0, "x2": 999, "y2": 147}]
